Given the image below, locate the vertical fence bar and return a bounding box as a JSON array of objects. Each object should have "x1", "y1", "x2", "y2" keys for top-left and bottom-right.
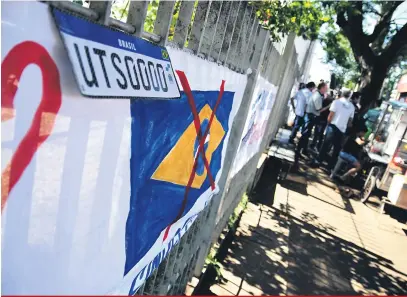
[
  {"x1": 173, "y1": 0, "x2": 196, "y2": 49},
  {"x1": 260, "y1": 39, "x2": 272, "y2": 77},
  {"x1": 210, "y1": 1, "x2": 232, "y2": 61},
  {"x1": 302, "y1": 41, "x2": 316, "y2": 82},
  {"x1": 143, "y1": 269, "x2": 159, "y2": 295},
  {"x1": 262, "y1": 33, "x2": 297, "y2": 147},
  {"x1": 245, "y1": 24, "x2": 260, "y2": 71},
  {"x1": 126, "y1": 1, "x2": 149, "y2": 37},
  {"x1": 225, "y1": 1, "x2": 246, "y2": 68},
  {"x1": 89, "y1": 1, "x2": 112, "y2": 25},
  {"x1": 171, "y1": 221, "x2": 197, "y2": 294},
  {"x1": 269, "y1": 48, "x2": 279, "y2": 86},
  {"x1": 243, "y1": 23, "x2": 261, "y2": 73},
  {"x1": 266, "y1": 46, "x2": 278, "y2": 83},
  {"x1": 237, "y1": 9, "x2": 255, "y2": 71},
  {"x1": 153, "y1": 242, "x2": 181, "y2": 294},
  {"x1": 187, "y1": 1, "x2": 210, "y2": 53},
  {"x1": 154, "y1": 0, "x2": 176, "y2": 46},
  {"x1": 193, "y1": 27, "x2": 270, "y2": 277},
  {"x1": 166, "y1": 236, "x2": 188, "y2": 292},
  {"x1": 267, "y1": 47, "x2": 278, "y2": 81},
  {"x1": 227, "y1": 2, "x2": 250, "y2": 69},
  {"x1": 242, "y1": 16, "x2": 259, "y2": 71},
  {"x1": 199, "y1": 1, "x2": 222, "y2": 58},
  {"x1": 267, "y1": 55, "x2": 291, "y2": 141},
  {"x1": 233, "y1": 4, "x2": 252, "y2": 71},
  {"x1": 218, "y1": 0, "x2": 241, "y2": 65}
]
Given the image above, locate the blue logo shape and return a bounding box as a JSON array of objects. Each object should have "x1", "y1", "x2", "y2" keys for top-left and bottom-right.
[
  {"x1": 125, "y1": 90, "x2": 235, "y2": 276},
  {"x1": 193, "y1": 119, "x2": 210, "y2": 176}
]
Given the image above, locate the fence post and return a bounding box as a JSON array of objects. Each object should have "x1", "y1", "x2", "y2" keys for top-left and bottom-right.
[
  {"x1": 193, "y1": 26, "x2": 270, "y2": 277},
  {"x1": 126, "y1": 1, "x2": 149, "y2": 37},
  {"x1": 237, "y1": 8, "x2": 256, "y2": 71},
  {"x1": 300, "y1": 40, "x2": 316, "y2": 82},
  {"x1": 218, "y1": 1, "x2": 241, "y2": 65},
  {"x1": 228, "y1": 3, "x2": 252, "y2": 71},
  {"x1": 154, "y1": 1, "x2": 176, "y2": 46},
  {"x1": 211, "y1": 1, "x2": 233, "y2": 61},
  {"x1": 172, "y1": 0, "x2": 196, "y2": 48},
  {"x1": 89, "y1": 1, "x2": 112, "y2": 25},
  {"x1": 199, "y1": 1, "x2": 222, "y2": 58},
  {"x1": 187, "y1": 1, "x2": 211, "y2": 53},
  {"x1": 262, "y1": 33, "x2": 297, "y2": 146},
  {"x1": 225, "y1": 1, "x2": 246, "y2": 68}
]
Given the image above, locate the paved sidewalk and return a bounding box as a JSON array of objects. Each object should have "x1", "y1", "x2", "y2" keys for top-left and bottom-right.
[{"x1": 206, "y1": 165, "x2": 407, "y2": 295}]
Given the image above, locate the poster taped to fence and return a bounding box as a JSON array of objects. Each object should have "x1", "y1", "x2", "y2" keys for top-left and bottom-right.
[
  {"x1": 52, "y1": 9, "x2": 180, "y2": 99},
  {"x1": 1, "y1": 1, "x2": 247, "y2": 295},
  {"x1": 231, "y1": 76, "x2": 278, "y2": 177}
]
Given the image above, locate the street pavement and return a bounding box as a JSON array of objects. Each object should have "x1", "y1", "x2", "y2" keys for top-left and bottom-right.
[{"x1": 203, "y1": 162, "x2": 407, "y2": 295}]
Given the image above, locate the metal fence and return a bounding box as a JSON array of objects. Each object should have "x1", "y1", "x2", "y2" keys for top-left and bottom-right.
[{"x1": 46, "y1": 0, "x2": 313, "y2": 295}]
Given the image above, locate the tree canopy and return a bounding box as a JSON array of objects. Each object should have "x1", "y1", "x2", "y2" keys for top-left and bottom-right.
[
  {"x1": 252, "y1": 1, "x2": 330, "y2": 41},
  {"x1": 253, "y1": 0, "x2": 407, "y2": 110}
]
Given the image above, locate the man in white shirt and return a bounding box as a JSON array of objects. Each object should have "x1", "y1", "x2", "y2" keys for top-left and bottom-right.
[
  {"x1": 289, "y1": 82, "x2": 315, "y2": 143},
  {"x1": 315, "y1": 90, "x2": 355, "y2": 169},
  {"x1": 294, "y1": 82, "x2": 329, "y2": 167}
]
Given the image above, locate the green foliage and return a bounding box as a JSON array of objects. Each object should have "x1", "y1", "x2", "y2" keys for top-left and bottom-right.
[
  {"x1": 252, "y1": 1, "x2": 332, "y2": 41},
  {"x1": 323, "y1": 29, "x2": 355, "y2": 70},
  {"x1": 228, "y1": 193, "x2": 249, "y2": 230},
  {"x1": 111, "y1": 0, "x2": 196, "y2": 46},
  {"x1": 110, "y1": 0, "x2": 162, "y2": 30},
  {"x1": 205, "y1": 249, "x2": 222, "y2": 280},
  {"x1": 322, "y1": 26, "x2": 361, "y2": 89},
  {"x1": 143, "y1": 0, "x2": 182, "y2": 37},
  {"x1": 111, "y1": 0, "x2": 130, "y2": 22},
  {"x1": 110, "y1": 0, "x2": 405, "y2": 107},
  {"x1": 184, "y1": 1, "x2": 198, "y2": 48},
  {"x1": 254, "y1": 0, "x2": 406, "y2": 108},
  {"x1": 144, "y1": 0, "x2": 159, "y2": 33},
  {"x1": 167, "y1": 0, "x2": 182, "y2": 41}
]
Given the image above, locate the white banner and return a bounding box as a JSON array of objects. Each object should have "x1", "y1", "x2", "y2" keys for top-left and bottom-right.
[
  {"x1": 1, "y1": 2, "x2": 247, "y2": 295},
  {"x1": 230, "y1": 76, "x2": 278, "y2": 177}
]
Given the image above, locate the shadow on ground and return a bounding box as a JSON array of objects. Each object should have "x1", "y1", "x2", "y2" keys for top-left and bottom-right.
[
  {"x1": 217, "y1": 206, "x2": 406, "y2": 295},
  {"x1": 195, "y1": 158, "x2": 407, "y2": 296}
]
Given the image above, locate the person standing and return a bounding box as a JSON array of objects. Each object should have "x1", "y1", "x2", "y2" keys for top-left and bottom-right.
[
  {"x1": 294, "y1": 82, "x2": 328, "y2": 167},
  {"x1": 289, "y1": 82, "x2": 316, "y2": 144},
  {"x1": 314, "y1": 90, "x2": 355, "y2": 169},
  {"x1": 346, "y1": 92, "x2": 362, "y2": 138},
  {"x1": 311, "y1": 94, "x2": 333, "y2": 151}
]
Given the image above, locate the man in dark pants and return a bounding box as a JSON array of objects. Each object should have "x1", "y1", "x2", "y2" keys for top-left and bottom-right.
[
  {"x1": 311, "y1": 94, "x2": 333, "y2": 151},
  {"x1": 330, "y1": 127, "x2": 367, "y2": 181},
  {"x1": 294, "y1": 82, "x2": 329, "y2": 168},
  {"x1": 289, "y1": 82, "x2": 315, "y2": 144},
  {"x1": 346, "y1": 92, "x2": 362, "y2": 139},
  {"x1": 313, "y1": 90, "x2": 355, "y2": 169}
]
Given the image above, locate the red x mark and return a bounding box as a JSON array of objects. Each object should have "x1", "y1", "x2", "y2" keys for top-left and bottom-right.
[
  {"x1": 163, "y1": 71, "x2": 225, "y2": 241},
  {"x1": 1, "y1": 41, "x2": 62, "y2": 212}
]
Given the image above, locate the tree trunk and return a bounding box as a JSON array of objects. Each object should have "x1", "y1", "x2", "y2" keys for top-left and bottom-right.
[{"x1": 359, "y1": 61, "x2": 388, "y2": 114}]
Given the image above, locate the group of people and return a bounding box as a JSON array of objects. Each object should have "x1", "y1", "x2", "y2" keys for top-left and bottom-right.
[{"x1": 289, "y1": 81, "x2": 368, "y2": 182}]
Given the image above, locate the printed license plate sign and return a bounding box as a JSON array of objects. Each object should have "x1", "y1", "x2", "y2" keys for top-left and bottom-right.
[{"x1": 53, "y1": 9, "x2": 180, "y2": 99}]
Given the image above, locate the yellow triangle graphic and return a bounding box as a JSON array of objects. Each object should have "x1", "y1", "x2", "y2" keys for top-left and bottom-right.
[{"x1": 151, "y1": 104, "x2": 225, "y2": 189}]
